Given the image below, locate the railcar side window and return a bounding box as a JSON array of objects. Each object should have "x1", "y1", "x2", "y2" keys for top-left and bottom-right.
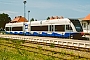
[
  {"x1": 55, "y1": 25, "x2": 65, "y2": 31},
  {"x1": 31, "y1": 26, "x2": 48, "y2": 31},
  {"x1": 6, "y1": 27, "x2": 10, "y2": 31},
  {"x1": 12, "y1": 27, "x2": 22, "y2": 31}
]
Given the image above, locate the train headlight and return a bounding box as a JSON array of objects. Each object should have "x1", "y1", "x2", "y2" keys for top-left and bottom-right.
[{"x1": 81, "y1": 32, "x2": 84, "y2": 36}]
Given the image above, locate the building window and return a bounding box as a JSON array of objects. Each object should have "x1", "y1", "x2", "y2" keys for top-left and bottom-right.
[{"x1": 82, "y1": 23, "x2": 86, "y2": 28}]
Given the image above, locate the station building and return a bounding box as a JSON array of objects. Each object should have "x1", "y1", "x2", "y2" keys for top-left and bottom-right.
[{"x1": 79, "y1": 14, "x2": 90, "y2": 34}]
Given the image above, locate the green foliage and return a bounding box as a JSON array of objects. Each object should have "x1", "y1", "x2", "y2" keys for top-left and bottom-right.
[
  {"x1": 37, "y1": 46, "x2": 42, "y2": 49},
  {"x1": 0, "y1": 46, "x2": 58, "y2": 60},
  {"x1": 0, "y1": 38, "x2": 88, "y2": 60},
  {"x1": 30, "y1": 18, "x2": 34, "y2": 22},
  {"x1": 0, "y1": 38, "x2": 4, "y2": 40},
  {"x1": 0, "y1": 13, "x2": 11, "y2": 30},
  {"x1": 11, "y1": 39, "x2": 25, "y2": 45},
  {"x1": 50, "y1": 43, "x2": 55, "y2": 48},
  {"x1": 35, "y1": 19, "x2": 37, "y2": 21},
  {"x1": 47, "y1": 17, "x2": 50, "y2": 20}
]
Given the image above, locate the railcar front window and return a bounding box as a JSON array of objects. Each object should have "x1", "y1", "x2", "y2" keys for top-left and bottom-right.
[{"x1": 69, "y1": 19, "x2": 83, "y2": 32}]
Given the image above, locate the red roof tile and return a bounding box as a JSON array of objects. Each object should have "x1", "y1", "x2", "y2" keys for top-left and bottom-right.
[
  {"x1": 10, "y1": 16, "x2": 28, "y2": 23},
  {"x1": 83, "y1": 14, "x2": 90, "y2": 21}
]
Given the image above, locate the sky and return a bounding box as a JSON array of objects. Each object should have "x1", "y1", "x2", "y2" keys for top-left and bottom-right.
[{"x1": 0, "y1": 0, "x2": 90, "y2": 20}]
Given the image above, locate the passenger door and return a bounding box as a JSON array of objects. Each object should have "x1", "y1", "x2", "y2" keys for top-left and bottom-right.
[
  {"x1": 48, "y1": 25, "x2": 55, "y2": 32},
  {"x1": 65, "y1": 25, "x2": 73, "y2": 32}
]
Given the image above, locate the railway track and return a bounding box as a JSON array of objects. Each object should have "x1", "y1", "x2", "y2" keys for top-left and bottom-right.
[
  {"x1": 0, "y1": 34, "x2": 90, "y2": 52},
  {"x1": 0, "y1": 41, "x2": 90, "y2": 60},
  {"x1": 25, "y1": 41, "x2": 90, "y2": 52}
]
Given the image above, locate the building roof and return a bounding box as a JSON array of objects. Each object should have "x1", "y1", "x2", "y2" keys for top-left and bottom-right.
[
  {"x1": 10, "y1": 16, "x2": 28, "y2": 23},
  {"x1": 78, "y1": 18, "x2": 84, "y2": 21},
  {"x1": 49, "y1": 16, "x2": 64, "y2": 20},
  {"x1": 83, "y1": 14, "x2": 90, "y2": 21}
]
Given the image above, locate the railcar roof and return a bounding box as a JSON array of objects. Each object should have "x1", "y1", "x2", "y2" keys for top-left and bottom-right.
[{"x1": 68, "y1": 18, "x2": 79, "y2": 20}]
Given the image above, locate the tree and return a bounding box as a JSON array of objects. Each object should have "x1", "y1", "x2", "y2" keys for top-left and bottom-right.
[
  {"x1": 30, "y1": 18, "x2": 34, "y2": 22},
  {"x1": 0, "y1": 13, "x2": 11, "y2": 30},
  {"x1": 35, "y1": 19, "x2": 37, "y2": 21},
  {"x1": 47, "y1": 17, "x2": 50, "y2": 20}
]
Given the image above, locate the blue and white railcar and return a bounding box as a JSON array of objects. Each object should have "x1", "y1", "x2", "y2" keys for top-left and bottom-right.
[
  {"x1": 5, "y1": 22, "x2": 30, "y2": 35},
  {"x1": 5, "y1": 18, "x2": 84, "y2": 39}
]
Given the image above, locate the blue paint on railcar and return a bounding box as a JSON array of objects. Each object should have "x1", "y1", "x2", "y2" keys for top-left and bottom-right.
[
  {"x1": 6, "y1": 31, "x2": 82, "y2": 39},
  {"x1": 25, "y1": 32, "x2": 31, "y2": 36},
  {"x1": 33, "y1": 32, "x2": 39, "y2": 36},
  {"x1": 41, "y1": 32, "x2": 47, "y2": 36},
  {"x1": 19, "y1": 32, "x2": 24, "y2": 35},
  {"x1": 6, "y1": 32, "x2": 9, "y2": 34},
  {"x1": 10, "y1": 32, "x2": 13, "y2": 34},
  {"x1": 54, "y1": 33, "x2": 62, "y2": 37},
  {"x1": 62, "y1": 33, "x2": 72, "y2": 38},
  {"x1": 14, "y1": 32, "x2": 18, "y2": 35}
]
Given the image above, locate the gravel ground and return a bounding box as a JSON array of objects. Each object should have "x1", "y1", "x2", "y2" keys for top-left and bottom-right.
[{"x1": 84, "y1": 35, "x2": 90, "y2": 40}]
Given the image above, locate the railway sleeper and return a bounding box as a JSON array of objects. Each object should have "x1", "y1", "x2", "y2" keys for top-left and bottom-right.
[
  {"x1": 37, "y1": 42, "x2": 45, "y2": 45},
  {"x1": 46, "y1": 43, "x2": 51, "y2": 46}
]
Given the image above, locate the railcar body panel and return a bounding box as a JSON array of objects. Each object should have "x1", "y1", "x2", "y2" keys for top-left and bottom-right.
[{"x1": 5, "y1": 18, "x2": 84, "y2": 39}]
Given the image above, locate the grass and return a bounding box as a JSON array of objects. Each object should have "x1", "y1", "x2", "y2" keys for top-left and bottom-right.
[
  {"x1": 0, "y1": 38, "x2": 60, "y2": 60},
  {"x1": 0, "y1": 38, "x2": 90, "y2": 60},
  {"x1": 0, "y1": 45, "x2": 60, "y2": 60}
]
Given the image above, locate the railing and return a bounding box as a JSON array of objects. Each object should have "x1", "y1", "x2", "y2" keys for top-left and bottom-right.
[{"x1": 0, "y1": 35, "x2": 90, "y2": 48}]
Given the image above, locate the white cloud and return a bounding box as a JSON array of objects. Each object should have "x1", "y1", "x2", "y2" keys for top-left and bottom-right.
[
  {"x1": 0, "y1": 1, "x2": 19, "y2": 6},
  {"x1": 72, "y1": 8, "x2": 88, "y2": 12},
  {"x1": 28, "y1": 1, "x2": 62, "y2": 9},
  {"x1": 66, "y1": 5, "x2": 90, "y2": 13},
  {"x1": 0, "y1": 1, "x2": 13, "y2": 5},
  {"x1": 0, "y1": 10, "x2": 18, "y2": 15}
]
